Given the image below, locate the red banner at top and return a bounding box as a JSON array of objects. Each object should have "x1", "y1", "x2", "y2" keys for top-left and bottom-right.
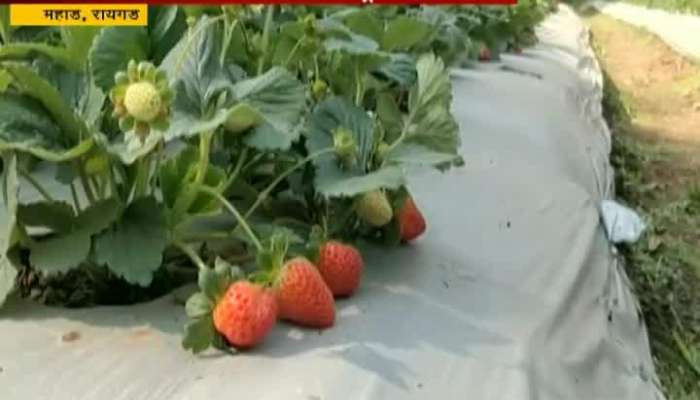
[{"x1": 8, "y1": 1, "x2": 518, "y2": 4}]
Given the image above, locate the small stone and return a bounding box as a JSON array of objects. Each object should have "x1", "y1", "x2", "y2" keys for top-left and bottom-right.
[{"x1": 61, "y1": 331, "x2": 80, "y2": 343}]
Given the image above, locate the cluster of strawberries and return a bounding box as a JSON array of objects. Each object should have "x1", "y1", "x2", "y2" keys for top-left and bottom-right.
[{"x1": 212, "y1": 196, "x2": 426, "y2": 349}]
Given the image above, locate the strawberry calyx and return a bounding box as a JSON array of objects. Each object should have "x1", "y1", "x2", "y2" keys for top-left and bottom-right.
[
  {"x1": 110, "y1": 59, "x2": 173, "y2": 142},
  {"x1": 332, "y1": 127, "x2": 358, "y2": 167},
  {"x1": 182, "y1": 257, "x2": 244, "y2": 354}
]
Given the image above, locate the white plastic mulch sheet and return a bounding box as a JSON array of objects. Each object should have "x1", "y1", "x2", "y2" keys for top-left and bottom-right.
[
  {"x1": 0, "y1": 6, "x2": 665, "y2": 400},
  {"x1": 592, "y1": 1, "x2": 700, "y2": 62}
]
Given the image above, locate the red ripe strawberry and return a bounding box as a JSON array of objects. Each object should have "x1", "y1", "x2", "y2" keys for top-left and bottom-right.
[
  {"x1": 399, "y1": 197, "x2": 427, "y2": 242},
  {"x1": 213, "y1": 281, "x2": 278, "y2": 349},
  {"x1": 317, "y1": 241, "x2": 364, "y2": 297},
  {"x1": 275, "y1": 257, "x2": 335, "y2": 328}
]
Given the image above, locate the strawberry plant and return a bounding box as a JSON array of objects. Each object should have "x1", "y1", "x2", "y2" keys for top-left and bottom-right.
[{"x1": 0, "y1": 4, "x2": 554, "y2": 352}]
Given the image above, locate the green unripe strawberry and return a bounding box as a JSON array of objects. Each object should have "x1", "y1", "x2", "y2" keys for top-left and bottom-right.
[
  {"x1": 375, "y1": 141, "x2": 389, "y2": 163},
  {"x1": 312, "y1": 79, "x2": 328, "y2": 101},
  {"x1": 332, "y1": 127, "x2": 357, "y2": 167},
  {"x1": 355, "y1": 190, "x2": 393, "y2": 227},
  {"x1": 124, "y1": 81, "x2": 162, "y2": 122}
]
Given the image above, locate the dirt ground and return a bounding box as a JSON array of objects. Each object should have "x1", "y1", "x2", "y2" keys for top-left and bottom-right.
[
  {"x1": 586, "y1": 10, "x2": 700, "y2": 201},
  {"x1": 586, "y1": 12, "x2": 700, "y2": 144}
]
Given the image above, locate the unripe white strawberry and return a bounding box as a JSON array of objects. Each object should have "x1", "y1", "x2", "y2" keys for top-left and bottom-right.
[
  {"x1": 124, "y1": 81, "x2": 162, "y2": 123},
  {"x1": 355, "y1": 190, "x2": 393, "y2": 227}
]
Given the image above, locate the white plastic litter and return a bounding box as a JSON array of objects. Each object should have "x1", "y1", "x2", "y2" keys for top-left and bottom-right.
[{"x1": 601, "y1": 200, "x2": 647, "y2": 243}]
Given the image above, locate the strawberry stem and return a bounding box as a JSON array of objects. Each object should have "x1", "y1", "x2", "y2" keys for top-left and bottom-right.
[
  {"x1": 197, "y1": 185, "x2": 263, "y2": 251},
  {"x1": 174, "y1": 240, "x2": 208, "y2": 271},
  {"x1": 243, "y1": 147, "x2": 335, "y2": 220}
]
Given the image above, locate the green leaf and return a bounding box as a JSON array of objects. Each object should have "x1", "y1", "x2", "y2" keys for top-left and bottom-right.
[
  {"x1": 383, "y1": 17, "x2": 431, "y2": 51},
  {"x1": 0, "y1": 69, "x2": 11, "y2": 92},
  {"x1": 161, "y1": 18, "x2": 241, "y2": 141},
  {"x1": 314, "y1": 166, "x2": 404, "y2": 197},
  {"x1": 0, "y1": 5, "x2": 10, "y2": 43},
  {"x1": 148, "y1": 6, "x2": 187, "y2": 63},
  {"x1": 95, "y1": 197, "x2": 167, "y2": 286},
  {"x1": 374, "y1": 53, "x2": 416, "y2": 86},
  {"x1": 29, "y1": 229, "x2": 91, "y2": 275},
  {"x1": 17, "y1": 201, "x2": 75, "y2": 233},
  {"x1": 343, "y1": 10, "x2": 384, "y2": 44},
  {"x1": 0, "y1": 154, "x2": 19, "y2": 306},
  {"x1": 159, "y1": 146, "x2": 226, "y2": 221},
  {"x1": 0, "y1": 43, "x2": 78, "y2": 71},
  {"x1": 75, "y1": 198, "x2": 122, "y2": 235},
  {"x1": 0, "y1": 93, "x2": 66, "y2": 152},
  {"x1": 101, "y1": 129, "x2": 162, "y2": 165},
  {"x1": 233, "y1": 67, "x2": 306, "y2": 151},
  {"x1": 60, "y1": 27, "x2": 102, "y2": 62},
  {"x1": 0, "y1": 251, "x2": 18, "y2": 306},
  {"x1": 250, "y1": 223, "x2": 304, "y2": 245},
  {"x1": 185, "y1": 292, "x2": 213, "y2": 318},
  {"x1": 89, "y1": 27, "x2": 150, "y2": 91},
  {"x1": 182, "y1": 316, "x2": 215, "y2": 354},
  {"x1": 405, "y1": 54, "x2": 460, "y2": 155},
  {"x1": 376, "y1": 92, "x2": 403, "y2": 142},
  {"x1": 0, "y1": 95, "x2": 93, "y2": 160},
  {"x1": 307, "y1": 96, "x2": 401, "y2": 197},
  {"x1": 3, "y1": 63, "x2": 88, "y2": 144},
  {"x1": 319, "y1": 19, "x2": 379, "y2": 55},
  {"x1": 385, "y1": 143, "x2": 459, "y2": 166}
]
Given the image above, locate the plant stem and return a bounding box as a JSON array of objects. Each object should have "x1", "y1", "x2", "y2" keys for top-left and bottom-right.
[
  {"x1": 197, "y1": 185, "x2": 262, "y2": 251},
  {"x1": 354, "y1": 61, "x2": 363, "y2": 106},
  {"x1": 76, "y1": 162, "x2": 96, "y2": 205},
  {"x1": 90, "y1": 175, "x2": 102, "y2": 199},
  {"x1": 151, "y1": 140, "x2": 164, "y2": 195},
  {"x1": 257, "y1": 5, "x2": 275, "y2": 75},
  {"x1": 174, "y1": 240, "x2": 208, "y2": 271},
  {"x1": 244, "y1": 147, "x2": 335, "y2": 220},
  {"x1": 195, "y1": 131, "x2": 214, "y2": 185},
  {"x1": 284, "y1": 37, "x2": 304, "y2": 67},
  {"x1": 18, "y1": 168, "x2": 54, "y2": 202},
  {"x1": 133, "y1": 155, "x2": 151, "y2": 198},
  {"x1": 220, "y1": 19, "x2": 240, "y2": 66},
  {"x1": 69, "y1": 181, "x2": 81, "y2": 212},
  {"x1": 382, "y1": 108, "x2": 417, "y2": 166},
  {"x1": 222, "y1": 147, "x2": 248, "y2": 192}
]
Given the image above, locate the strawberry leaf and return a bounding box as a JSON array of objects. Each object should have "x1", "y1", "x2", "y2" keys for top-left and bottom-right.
[
  {"x1": 182, "y1": 315, "x2": 215, "y2": 354},
  {"x1": 308, "y1": 96, "x2": 404, "y2": 197},
  {"x1": 89, "y1": 27, "x2": 150, "y2": 91},
  {"x1": 185, "y1": 292, "x2": 213, "y2": 318},
  {"x1": 160, "y1": 17, "x2": 244, "y2": 141},
  {"x1": 29, "y1": 229, "x2": 91, "y2": 275},
  {"x1": 232, "y1": 67, "x2": 306, "y2": 151},
  {"x1": 74, "y1": 198, "x2": 122, "y2": 236},
  {"x1": 384, "y1": 143, "x2": 460, "y2": 166},
  {"x1": 17, "y1": 201, "x2": 75, "y2": 233},
  {"x1": 0, "y1": 154, "x2": 19, "y2": 306},
  {"x1": 147, "y1": 6, "x2": 187, "y2": 64},
  {"x1": 95, "y1": 197, "x2": 167, "y2": 287},
  {"x1": 383, "y1": 16, "x2": 431, "y2": 51}
]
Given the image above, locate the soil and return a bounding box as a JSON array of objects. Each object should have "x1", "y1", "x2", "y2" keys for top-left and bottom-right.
[{"x1": 586, "y1": 10, "x2": 700, "y2": 199}]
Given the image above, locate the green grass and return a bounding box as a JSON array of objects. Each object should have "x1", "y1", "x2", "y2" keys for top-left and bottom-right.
[{"x1": 602, "y1": 69, "x2": 700, "y2": 399}]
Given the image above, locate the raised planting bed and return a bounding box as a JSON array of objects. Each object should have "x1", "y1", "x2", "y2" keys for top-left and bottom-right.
[{"x1": 0, "y1": 4, "x2": 664, "y2": 400}]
